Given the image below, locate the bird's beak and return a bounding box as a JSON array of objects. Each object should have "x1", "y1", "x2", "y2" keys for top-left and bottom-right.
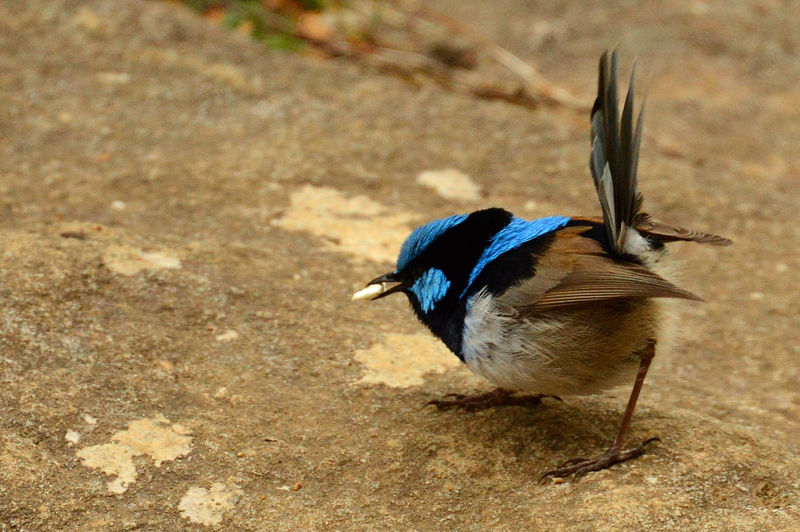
[{"x1": 351, "y1": 272, "x2": 406, "y2": 301}]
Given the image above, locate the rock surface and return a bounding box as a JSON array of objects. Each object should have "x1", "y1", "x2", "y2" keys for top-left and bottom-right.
[{"x1": 1, "y1": 0, "x2": 798, "y2": 529}]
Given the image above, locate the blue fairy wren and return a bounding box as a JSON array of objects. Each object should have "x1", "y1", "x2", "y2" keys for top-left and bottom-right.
[{"x1": 353, "y1": 51, "x2": 730, "y2": 479}]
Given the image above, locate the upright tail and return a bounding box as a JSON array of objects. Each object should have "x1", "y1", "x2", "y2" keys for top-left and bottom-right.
[{"x1": 589, "y1": 51, "x2": 731, "y2": 254}]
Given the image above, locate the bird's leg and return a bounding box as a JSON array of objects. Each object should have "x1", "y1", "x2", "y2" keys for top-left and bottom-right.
[
  {"x1": 541, "y1": 340, "x2": 660, "y2": 480},
  {"x1": 426, "y1": 388, "x2": 560, "y2": 412}
]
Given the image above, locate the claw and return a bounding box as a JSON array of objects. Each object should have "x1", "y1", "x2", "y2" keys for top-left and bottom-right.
[
  {"x1": 424, "y1": 389, "x2": 556, "y2": 412},
  {"x1": 558, "y1": 457, "x2": 589, "y2": 468},
  {"x1": 540, "y1": 437, "x2": 660, "y2": 482}
]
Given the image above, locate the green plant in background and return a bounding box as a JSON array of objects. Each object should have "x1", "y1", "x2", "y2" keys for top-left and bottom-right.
[{"x1": 177, "y1": 0, "x2": 340, "y2": 50}]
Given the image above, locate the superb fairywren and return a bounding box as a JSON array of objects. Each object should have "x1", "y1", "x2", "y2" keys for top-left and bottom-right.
[{"x1": 353, "y1": 51, "x2": 730, "y2": 479}]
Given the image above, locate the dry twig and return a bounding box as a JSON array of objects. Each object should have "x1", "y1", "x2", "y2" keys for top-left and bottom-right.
[
  {"x1": 294, "y1": 1, "x2": 589, "y2": 110},
  {"x1": 396, "y1": 3, "x2": 587, "y2": 110}
]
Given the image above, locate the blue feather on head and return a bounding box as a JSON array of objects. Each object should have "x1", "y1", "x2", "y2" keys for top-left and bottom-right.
[
  {"x1": 410, "y1": 268, "x2": 451, "y2": 313},
  {"x1": 396, "y1": 214, "x2": 468, "y2": 271}
]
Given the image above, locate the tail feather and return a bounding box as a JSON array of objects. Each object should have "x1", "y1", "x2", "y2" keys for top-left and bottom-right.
[
  {"x1": 589, "y1": 50, "x2": 731, "y2": 252},
  {"x1": 590, "y1": 50, "x2": 645, "y2": 254}
]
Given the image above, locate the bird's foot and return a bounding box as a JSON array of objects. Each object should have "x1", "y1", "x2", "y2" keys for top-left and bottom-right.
[
  {"x1": 425, "y1": 388, "x2": 560, "y2": 412},
  {"x1": 540, "y1": 437, "x2": 660, "y2": 481}
]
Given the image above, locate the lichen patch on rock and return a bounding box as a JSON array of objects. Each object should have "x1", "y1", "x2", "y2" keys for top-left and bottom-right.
[
  {"x1": 65, "y1": 430, "x2": 81, "y2": 446},
  {"x1": 103, "y1": 245, "x2": 182, "y2": 276},
  {"x1": 353, "y1": 333, "x2": 463, "y2": 388},
  {"x1": 271, "y1": 185, "x2": 416, "y2": 264},
  {"x1": 416, "y1": 168, "x2": 481, "y2": 201},
  {"x1": 215, "y1": 329, "x2": 239, "y2": 342},
  {"x1": 76, "y1": 415, "x2": 192, "y2": 494},
  {"x1": 178, "y1": 483, "x2": 242, "y2": 526}
]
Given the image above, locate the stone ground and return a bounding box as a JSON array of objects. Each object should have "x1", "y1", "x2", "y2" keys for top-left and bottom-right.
[{"x1": 1, "y1": 0, "x2": 799, "y2": 530}]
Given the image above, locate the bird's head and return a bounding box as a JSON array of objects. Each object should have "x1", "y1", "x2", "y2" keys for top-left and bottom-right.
[{"x1": 351, "y1": 209, "x2": 516, "y2": 350}]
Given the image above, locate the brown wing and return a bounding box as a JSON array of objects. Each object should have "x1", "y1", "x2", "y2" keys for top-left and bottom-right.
[
  {"x1": 498, "y1": 226, "x2": 701, "y2": 312},
  {"x1": 531, "y1": 257, "x2": 701, "y2": 310}
]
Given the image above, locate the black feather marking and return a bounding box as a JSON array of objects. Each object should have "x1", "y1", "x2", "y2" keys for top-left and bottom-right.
[{"x1": 465, "y1": 231, "x2": 559, "y2": 299}]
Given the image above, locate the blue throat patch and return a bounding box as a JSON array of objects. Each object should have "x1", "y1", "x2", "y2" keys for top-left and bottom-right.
[
  {"x1": 396, "y1": 214, "x2": 468, "y2": 271},
  {"x1": 410, "y1": 268, "x2": 451, "y2": 313},
  {"x1": 460, "y1": 215, "x2": 570, "y2": 298}
]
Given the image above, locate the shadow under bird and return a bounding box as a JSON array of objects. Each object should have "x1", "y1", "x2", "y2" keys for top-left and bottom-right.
[{"x1": 353, "y1": 51, "x2": 731, "y2": 479}]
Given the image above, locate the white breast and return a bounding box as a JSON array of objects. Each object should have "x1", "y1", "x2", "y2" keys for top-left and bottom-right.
[{"x1": 461, "y1": 288, "x2": 660, "y2": 396}]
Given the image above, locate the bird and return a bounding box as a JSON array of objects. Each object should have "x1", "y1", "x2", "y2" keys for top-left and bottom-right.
[{"x1": 352, "y1": 50, "x2": 731, "y2": 479}]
